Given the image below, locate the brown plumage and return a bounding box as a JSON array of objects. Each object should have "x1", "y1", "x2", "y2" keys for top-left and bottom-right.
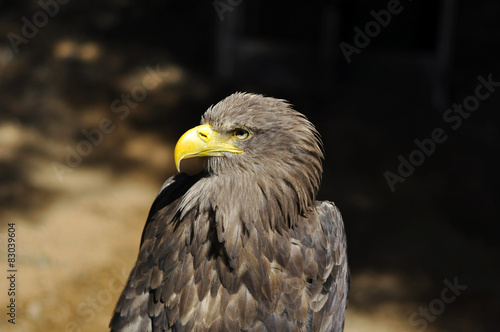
[{"x1": 110, "y1": 92, "x2": 349, "y2": 331}]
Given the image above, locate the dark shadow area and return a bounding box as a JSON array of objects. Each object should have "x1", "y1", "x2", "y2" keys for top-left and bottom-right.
[{"x1": 1, "y1": 0, "x2": 498, "y2": 331}]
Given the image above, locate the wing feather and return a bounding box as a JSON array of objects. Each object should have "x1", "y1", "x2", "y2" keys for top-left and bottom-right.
[{"x1": 308, "y1": 201, "x2": 349, "y2": 332}]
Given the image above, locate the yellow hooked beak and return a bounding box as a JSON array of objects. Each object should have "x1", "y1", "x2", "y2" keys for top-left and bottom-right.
[{"x1": 174, "y1": 124, "x2": 244, "y2": 172}]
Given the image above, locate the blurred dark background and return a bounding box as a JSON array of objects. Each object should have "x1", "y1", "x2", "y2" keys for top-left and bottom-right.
[{"x1": 0, "y1": 0, "x2": 499, "y2": 331}]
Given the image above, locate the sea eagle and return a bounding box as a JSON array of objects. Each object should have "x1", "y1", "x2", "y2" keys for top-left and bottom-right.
[{"x1": 110, "y1": 92, "x2": 349, "y2": 331}]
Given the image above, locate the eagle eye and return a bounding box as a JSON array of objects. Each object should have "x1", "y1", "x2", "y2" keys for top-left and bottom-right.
[{"x1": 234, "y1": 128, "x2": 250, "y2": 140}]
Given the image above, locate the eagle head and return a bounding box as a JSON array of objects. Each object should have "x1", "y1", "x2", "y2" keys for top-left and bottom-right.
[{"x1": 174, "y1": 92, "x2": 324, "y2": 215}]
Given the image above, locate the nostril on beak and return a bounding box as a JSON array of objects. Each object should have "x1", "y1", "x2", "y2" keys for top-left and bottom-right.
[{"x1": 198, "y1": 130, "x2": 209, "y2": 141}]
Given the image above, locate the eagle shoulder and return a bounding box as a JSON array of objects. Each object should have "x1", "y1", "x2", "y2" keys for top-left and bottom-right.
[{"x1": 308, "y1": 200, "x2": 349, "y2": 332}]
